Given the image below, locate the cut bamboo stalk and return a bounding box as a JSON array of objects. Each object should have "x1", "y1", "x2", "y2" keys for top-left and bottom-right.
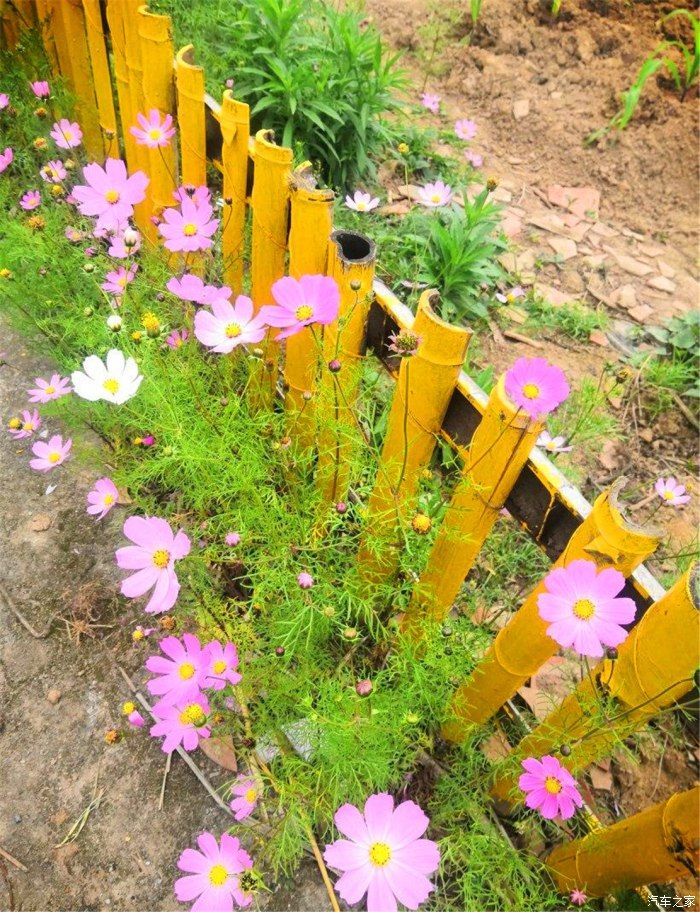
[
  {"x1": 219, "y1": 89, "x2": 250, "y2": 296},
  {"x1": 546, "y1": 786, "x2": 699, "y2": 896},
  {"x1": 120, "y1": 0, "x2": 150, "y2": 225},
  {"x1": 175, "y1": 44, "x2": 206, "y2": 189},
  {"x1": 106, "y1": 0, "x2": 139, "y2": 174},
  {"x1": 81, "y1": 0, "x2": 118, "y2": 159},
  {"x1": 442, "y1": 479, "x2": 661, "y2": 741},
  {"x1": 33, "y1": 0, "x2": 60, "y2": 72},
  {"x1": 357, "y1": 290, "x2": 471, "y2": 585}
]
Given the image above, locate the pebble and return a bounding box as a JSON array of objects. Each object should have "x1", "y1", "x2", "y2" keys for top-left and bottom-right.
[
  {"x1": 547, "y1": 236, "x2": 577, "y2": 260},
  {"x1": 647, "y1": 275, "x2": 676, "y2": 293},
  {"x1": 47, "y1": 688, "x2": 62, "y2": 705},
  {"x1": 513, "y1": 98, "x2": 530, "y2": 120}
]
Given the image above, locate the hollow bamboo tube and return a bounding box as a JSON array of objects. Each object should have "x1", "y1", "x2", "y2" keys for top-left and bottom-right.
[
  {"x1": 315, "y1": 230, "x2": 376, "y2": 506},
  {"x1": 286, "y1": 171, "x2": 334, "y2": 450},
  {"x1": 81, "y1": 0, "x2": 119, "y2": 159},
  {"x1": 357, "y1": 291, "x2": 471, "y2": 584},
  {"x1": 219, "y1": 89, "x2": 250, "y2": 296},
  {"x1": 490, "y1": 564, "x2": 699, "y2": 804},
  {"x1": 106, "y1": 0, "x2": 139, "y2": 174},
  {"x1": 402, "y1": 376, "x2": 544, "y2": 636},
  {"x1": 442, "y1": 479, "x2": 661, "y2": 741},
  {"x1": 546, "y1": 786, "x2": 699, "y2": 896},
  {"x1": 175, "y1": 44, "x2": 206, "y2": 190}
]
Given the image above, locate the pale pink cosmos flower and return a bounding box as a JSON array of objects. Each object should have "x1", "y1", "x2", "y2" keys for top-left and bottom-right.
[
  {"x1": 0, "y1": 147, "x2": 13, "y2": 173},
  {"x1": 127, "y1": 709, "x2": 145, "y2": 728},
  {"x1": 31, "y1": 80, "x2": 50, "y2": 98},
  {"x1": 9, "y1": 409, "x2": 41, "y2": 439},
  {"x1": 150, "y1": 691, "x2": 210, "y2": 753},
  {"x1": 504, "y1": 357, "x2": 570, "y2": 419},
  {"x1": 345, "y1": 190, "x2": 380, "y2": 212},
  {"x1": 101, "y1": 263, "x2": 138, "y2": 296},
  {"x1": 27, "y1": 373, "x2": 72, "y2": 403},
  {"x1": 20, "y1": 190, "x2": 41, "y2": 210},
  {"x1": 230, "y1": 775, "x2": 259, "y2": 821},
  {"x1": 496, "y1": 285, "x2": 525, "y2": 304},
  {"x1": 194, "y1": 295, "x2": 267, "y2": 353},
  {"x1": 167, "y1": 273, "x2": 232, "y2": 307},
  {"x1": 64, "y1": 226, "x2": 84, "y2": 243},
  {"x1": 175, "y1": 832, "x2": 254, "y2": 910},
  {"x1": 30, "y1": 434, "x2": 72, "y2": 472},
  {"x1": 172, "y1": 184, "x2": 211, "y2": 206},
  {"x1": 465, "y1": 150, "x2": 483, "y2": 168},
  {"x1": 158, "y1": 197, "x2": 219, "y2": 252},
  {"x1": 538, "y1": 558, "x2": 636, "y2": 658},
  {"x1": 130, "y1": 109, "x2": 176, "y2": 148},
  {"x1": 455, "y1": 118, "x2": 477, "y2": 141},
  {"x1": 297, "y1": 572, "x2": 314, "y2": 589},
  {"x1": 416, "y1": 180, "x2": 453, "y2": 208},
  {"x1": 225, "y1": 532, "x2": 241, "y2": 546},
  {"x1": 260, "y1": 274, "x2": 340, "y2": 340},
  {"x1": 571, "y1": 889, "x2": 587, "y2": 906},
  {"x1": 50, "y1": 118, "x2": 82, "y2": 149},
  {"x1": 145, "y1": 633, "x2": 210, "y2": 704},
  {"x1": 40, "y1": 160, "x2": 67, "y2": 183},
  {"x1": 115, "y1": 515, "x2": 191, "y2": 614},
  {"x1": 654, "y1": 476, "x2": 690, "y2": 507},
  {"x1": 536, "y1": 431, "x2": 572, "y2": 454},
  {"x1": 519, "y1": 755, "x2": 583, "y2": 820},
  {"x1": 0, "y1": 94, "x2": 8, "y2": 109},
  {"x1": 420, "y1": 92, "x2": 440, "y2": 113},
  {"x1": 72, "y1": 158, "x2": 149, "y2": 232},
  {"x1": 324, "y1": 793, "x2": 441, "y2": 912},
  {"x1": 166, "y1": 329, "x2": 189, "y2": 349},
  {"x1": 86, "y1": 477, "x2": 119, "y2": 520},
  {"x1": 107, "y1": 225, "x2": 142, "y2": 258},
  {"x1": 204, "y1": 641, "x2": 242, "y2": 690}
]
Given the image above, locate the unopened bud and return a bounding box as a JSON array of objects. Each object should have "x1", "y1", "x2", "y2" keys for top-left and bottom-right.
[{"x1": 355, "y1": 679, "x2": 373, "y2": 697}]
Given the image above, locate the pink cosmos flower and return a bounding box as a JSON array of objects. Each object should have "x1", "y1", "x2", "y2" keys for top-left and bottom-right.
[
  {"x1": 571, "y1": 889, "x2": 587, "y2": 906},
  {"x1": 65, "y1": 226, "x2": 84, "y2": 243},
  {"x1": 158, "y1": 197, "x2": 219, "y2": 252},
  {"x1": 225, "y1": 532, "x2": 241, "y2": 546},
  {"x1": 108, "y1": 225, "x2": 141, "y2": 258},
  {"x1": 259, "y1": 274, "x2": 340, "y2": 341},
  {"x1": 172, "y1": 184, "x2": 211, "y2": 206},
  {"x1": 455, "y1": 118, "x2": 477, "y2": 141},
  {"x1": 8, "y1": 409, "x2": 41, "y2": 439},
  {"x1": 166, "y1": 329, "x2": 189, "y2": 349},
  {"x1": 150, "y1": 691, "x2": 210, "y2": 753},
  {"x1": 72, "y1": 158, "x2": 149, "y2": 232},
  {"x1": 0, "y1": 147, "x2": 12, "y2": 173},
  {"x1": 0, "y1": 94, "x2": 8, "y2": 109},
  {"x1": 101, "y1": 263, "x2": 138, "y2": 295},
  {"x1": 174, "y1": 832, "x2": 253, "y2": 910},
  {"x1": 496, "y1": 285, "x2": 525, "y2": 304},
  {"x1": 167, "y1": 273, "x2": 231, "y2": 307},
  {"x1": 465, "y1": 150, "x2": 483, "y2": 168},
  {"x1": 127, "y1": 709, "x2": 145, "y2": 728},
  {"x1": 27, "y1": 373, "x2": 72, "y2": 403},
  {"x1": 86, "y1": 477, "x2": 119, "y2": 520},
  {"x1": 536, "y1": 431, "x2": 572, "y2": 454},
  {"x1": 297, "y1": 572, "x2": 314, "y2": 589},
  {"x1": 31, "y1": 80, "x2": 50, "y2": 98},
  {"x1": 146, "y1": 633, "x2": 211, "y2": 704},
  {"x1": 230, "y1": 775, "x2": 259, "y2": 820},
  {"x1": 115, "y1": 515, "x2": 191, "y2": 614},
  {"x1": 518, "y1": 755, "x2": 583, "y2": 820},
  {"x1": 345, "y1": 190, "x2": 380, "y2": 212},
  {"x1": 204, "y1": 641, "x2": 242, "y2": 690},
  {"x1": 504, "y1": 357, "x2": 570, "y2": 419},
  {"x1": 416, "y1": 180, "x2": 452, "y2": 208},
  {"x1": 132, "y1": 624, "x2": 154, "y2": 644},
  {"x1": 654, "y1": 476, "x2": 690, "y2": 507},
  {"x1": 50, "y1": 118, "x2": 82, "y2": 149},
  {"x1": 194, "y1": 295, "x2": 267, "y2": 353},
  {"x1": 130, "y1": 109, "x2": 175, "y2": 148},
  {"x1": 324, "y1": 793, "x2": 441, "y2": 912},
  {"x1": 420, "y1": 92, "x2": 440, "y2": 113},
  {"x1": 40, "y1": 159, "x2": 67, "y2": 183},
  {"x1": 537, "y1": 559, "x2": 636, "y2": 658},
  {"x1": 30, "y1": 434, "x2": 72, "y2": 472},
  {"x1": 20, "y1": 190, "x2": 41, "y2": 210}
]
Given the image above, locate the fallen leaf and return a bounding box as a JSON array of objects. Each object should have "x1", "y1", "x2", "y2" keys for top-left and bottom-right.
[
  {"x1": 589, "y1": 762, "x2": 613, "y2": 791},
  {"x1": 199, "y1": 735, "x2": 238, "y2": 771},
  {"x1": 481, "y1": 730, "x2": 511, "y2": 762},
  {"x1": 597, "y1": 439, "x2": 620, "y2": 471}
]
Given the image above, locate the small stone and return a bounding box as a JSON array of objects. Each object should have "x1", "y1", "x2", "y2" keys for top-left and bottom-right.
[
  {"x1": 657, "y1": 260, "x2": 675, "y2": 279},
  {"x1": 14, "y1": 815, "x2": 21, "y2": 824},
  {"x1": 646, "y1": 275, "x2": 676, "y2": 293},
  {"x1": 533, "y1": 283, "x2": 572, "y2": 307},
  {"x1": 513, "y1": 98, "x2": 530, "y2": 120},
  {"x1": 610, "y1": 284, "x2": 637, "y2": 311},
  {"x1": 589, "y1": 222, "x2": 618, "y2": 238},
  {"x1": 47, "y1": 688, "x2": 62, "y2": 704},
  {"x1": 28, "y1": 514, "x2": 52, "y2": 532},
  {"x1": 628, "y1": 303, "x2": 654, "y2": 323},
  {"x1": 589, "y1": 329, "x2": 609, "y2": 347},
  {"x1": 560, "y1": 270, "x2": 585, "y2": 293},
  {"x1": 611, "y1": 253, "x2": 654, "y2": 277},
  {"x1": 582, "y1": 254, "x2": 607, "y2": 269},
  {"x1": 547, "y1": 236, "x2": 577, "y2": 260}
]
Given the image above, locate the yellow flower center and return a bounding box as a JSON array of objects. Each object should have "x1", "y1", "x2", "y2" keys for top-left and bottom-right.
[
  {"x1": 179, "y1": 662, "x2": 195, "y2": 680},
  {"x1": 179, "y1": 703, "x2": 205, "y2": 726},
  {"x1": 63, "y1": 130, "x2": 73, "y2": 140},
  {"x1": 45, "y1": 385, "x2": 55, "y2": 395},
  {"x1": 522, "y1": 383, "x2": 540, "y2": 399},
  {"x1": 132, "y1": 629, "x2": 144, "y2": 641},
  {"x1": 22, "y1": 422, "x2": 34, "y2": 431},
  {"x1": 244, "y1": 788, "x2": 257, "y2": 803},
  {"x1": 225, "y1": 323, "x2": 242, "y2": 338},
  {"x1": 8, "y1": 418, "x2": 21, "y2": 429},
  {"x1": 142, "y1": 313, "x2": 160, "y2": 332},
  {"x1": 369, "y1": 842, "x2": 392, "y2": 867},
  {"x1": 103, "y1": 378, "x2": 120, "y2": 395},
  {"x1": 147, "y1": 128, "x2": 162, "y2": 141},
  {"x1": 663, "y1": 490, "x2": 675, "y2": 500},
  {"x1": 48, "y1": 452, "x2": 61, "y2": 463},
  {"x1": 572, "y1": 598, "x2": 596, "y2": 621},
  {"x1": 104, "y1": 189, "x2": 120, "y2": 203},
  {"x1": 295, "y1": 305, "x2": 314, "y2": 321},
  {"x1": 103, "y1": 493, "x2": 115, "y2": 505},
  {"x1": 208, "y1": 864, "x2": 229, "y2": 887},
  {"x1": 117, "y1": 277, "x2": 127, "y2": 288},
  {"x1": 213, "y1": 660, "x2": 227, "y2": 674},
  {"x1": 430, "y1": 193, "x2": 442, "y2": 204},
  {"x1": 544, "y1": 776, "x2": 562, "y2": 795},
  {"x1": 183, "y1": 223, "x2": 198, "y2": 236},
  {"x1": 152, "y1": 549, "x2": 170, "y2": 569},
  {"x1": 546, "y1": 441, "x2": 557, "y2": 451},
  {"x1": 412, "y1": 513, "x2": 432, "y2": 534},
  {"x1": 122, "y1": 701, "x2": 136, "y2": 715},
  {"x1": 356, "y1": 202, "x2": 367, "y2": 211}
]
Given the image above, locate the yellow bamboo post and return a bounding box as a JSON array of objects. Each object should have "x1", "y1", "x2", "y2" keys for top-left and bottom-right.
[
  {"x1": 546, "y1": 787, "x2": 699, "y2": 896},
  {"x1": 402, "y1": 375, "x2": 545, "y2": 635},
  {"x1": 137, "y1": 5, "x2": 176, "y2": 238},
  {"x1": 357, "y1": 291, "x2": 471, "y2": 584},
  {"x1": 490, "y1": 564, "x2": 699, "y2": 804},
  {"x1": 175, "y1": 45, "x2": 206, "y2": 189},
  {"x1": 316, "y1": 230, "x2": 377, "y2": 506},
  {"x1": 106, "y1": 0, "x2": 138, "y2": 173},
  {"x1": 120, "y1": 0, "x2": 151, "y2": 226},
  {"x1": 219, "y1": 89, "x2": 250, "y2": 295},
  {"x1": 249, "y1": 129, "x2": 293, "y2": 407},
  {"x1": 34, "y1": 0, "x2": 60, "y2": 73},
  {"x1": 286, "y1": 169, "x2": 334, "y2": 450},
  {"x1": 442, "y1": 479, "x2": 661, "y2": 741},
  {"x1": 82, "y1": 0, "x2": 119, "y2": 159}
]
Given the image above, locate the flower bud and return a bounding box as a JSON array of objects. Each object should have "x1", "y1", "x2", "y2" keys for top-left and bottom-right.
[
  {"x1": 123, "y1": 227, "x2": 139, "y2": 247},
  {"x1": 335, "y1": 501, "x2": 347, "y2": 514},
  {"x1": 560, "y1": 744, "x2": 572, "y2": 757},
  {"x1": 355, "y1": 679, "x2": 373, "y2": 697},
  {"x1": 328, "y1": 358, "x2": 341, "y2": 373},
  {"x1": 350, "y1": 279, "x2": 361, "y2": 291},
  {"x1": 275, "y1": 646, "x2": 285, "y2": 656}
]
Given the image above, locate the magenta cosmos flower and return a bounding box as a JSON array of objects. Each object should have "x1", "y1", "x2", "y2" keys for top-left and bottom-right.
[
  {"x1": 416, "y1": 180, "x2": 452, "y2": 208},
  {"x1": 9, "y1": 409, "x2": 41, "y2": 439},
  {"x1": 87, "y1": 477, "x2": 119, "y2": 520},
  {"x1": 259, "y1": 274, "x2": 340, "y2": 341},
  {"x1": 150, "y1": 691, "x2": 210, "y2": 753},
  {"x1": 324, "y1": 793, "x2": 440, "y2": 912},
  {"x1": 50, "y1": 118, "x2": 82, "y2": 149},
  {"x1": 205, "y1": 641, "x2": 242, "y2": 690},
  {"x1": 536, "y1": 431, "x2": 572, "y2": 454},
  {"x1": 454, "y1": 118, "x2": 477, "y2": 141},
  {"x1": 30, "y1": 434, "x2": 72, "y2": 472},
  {"x1": 158, "y1": 197, "x2": 219, "y2": 252},
  {"x1": 504, "y1": 357, "x2": 569, "y2": 419},
  {"x1": 101, "y1": 263, "x2": 138, "y2": 295},
  {"x1": 27, "y1": 373, "x2": 72, "y2": 403},
  {"x1": 175, "y1": 832, "x2": 254, "y2": 911},
  {"x1": 145, "y1": 633, "x2": 211, "y2": 705},
  {"x1": 297, "y1": 572, "x2": 314, "y2": 589},
  {"x1": 31, "y1": 80, "x2": 50, "y2": 98},
  {"x1": 0, "y1": 147, "x2": 13, "y2": 173},
  {"x1": 420, "y1": 92, "x2": 440, "y2": 113},
  {"x1": 225, "y1": 532, "x2": 241, "y2": 546},
  {"x1": 537, "y1": 558, "x2": 636, "y2": 658},
  {"x1": 571, "y1": 889, "x2": 587, "y2": 906},
  {"x1": 194, "y1": 295, "x2": 267, "y2": 353},
  {"x1": 166, "y1": 329, "x2": 189, "y2": 349},
  {"x1": 127, "y1": 708, "x2": 145, "y2": 728},
  {"x1": 230, "y1": 775, "x2": 259, "y2": 821},
  {"x1": 130, "y1": 109, "x2": 175, "y2": 148},
  {"x1": 72, "y1": 158, "x2": 149, "y2": 232},
  {"x1": 654, "y1": 476, "x2": 690, "y2": 507},
  {"x1": 0, "y1": 94, "x2": 8, "y2": 109},
  {"x1": 519, "y1": 755, "x2": 583, "y2": 820},
  {"x1": 40, "y1": 160, "x2": 66, "y2": 183},
  {"x1": 168, "y1": 274, "x2": 232, "y2": 307},
  {"x1": 346, "y1": 190, "x2": 380, "y2": 212},
  {"x1": 20, "y1": 190, "x2": 41, "y2": 210},
  {"x1": 116, "y1": 515, "x2": 191, "y2": 614}
]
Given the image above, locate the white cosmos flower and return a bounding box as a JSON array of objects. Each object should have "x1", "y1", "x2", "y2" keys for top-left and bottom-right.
[{"x1": 71, "y1": 349, "x2": 143, "y2": 404}]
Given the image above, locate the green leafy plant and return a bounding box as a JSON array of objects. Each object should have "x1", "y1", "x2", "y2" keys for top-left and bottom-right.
[{"x1": 641, "y1": 310, "x2": 700, "y2": 402}]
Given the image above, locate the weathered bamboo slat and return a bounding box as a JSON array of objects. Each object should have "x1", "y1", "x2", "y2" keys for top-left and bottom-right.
[
  {"x1": 81, "y1": 0, "x2": 118, "y2": 159},
  {"x1": 175, "y1": 44, "x2": 206, "y2": 189},
  {"x1": 219, "y1": 89, "x2": 250, "y2": 296},
  {"x1": 33, "y1": 0, "x2": 59, "y2": 72},
  {"x1": 120, "y1": 0, "x2": 151, "y2": 224}
]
